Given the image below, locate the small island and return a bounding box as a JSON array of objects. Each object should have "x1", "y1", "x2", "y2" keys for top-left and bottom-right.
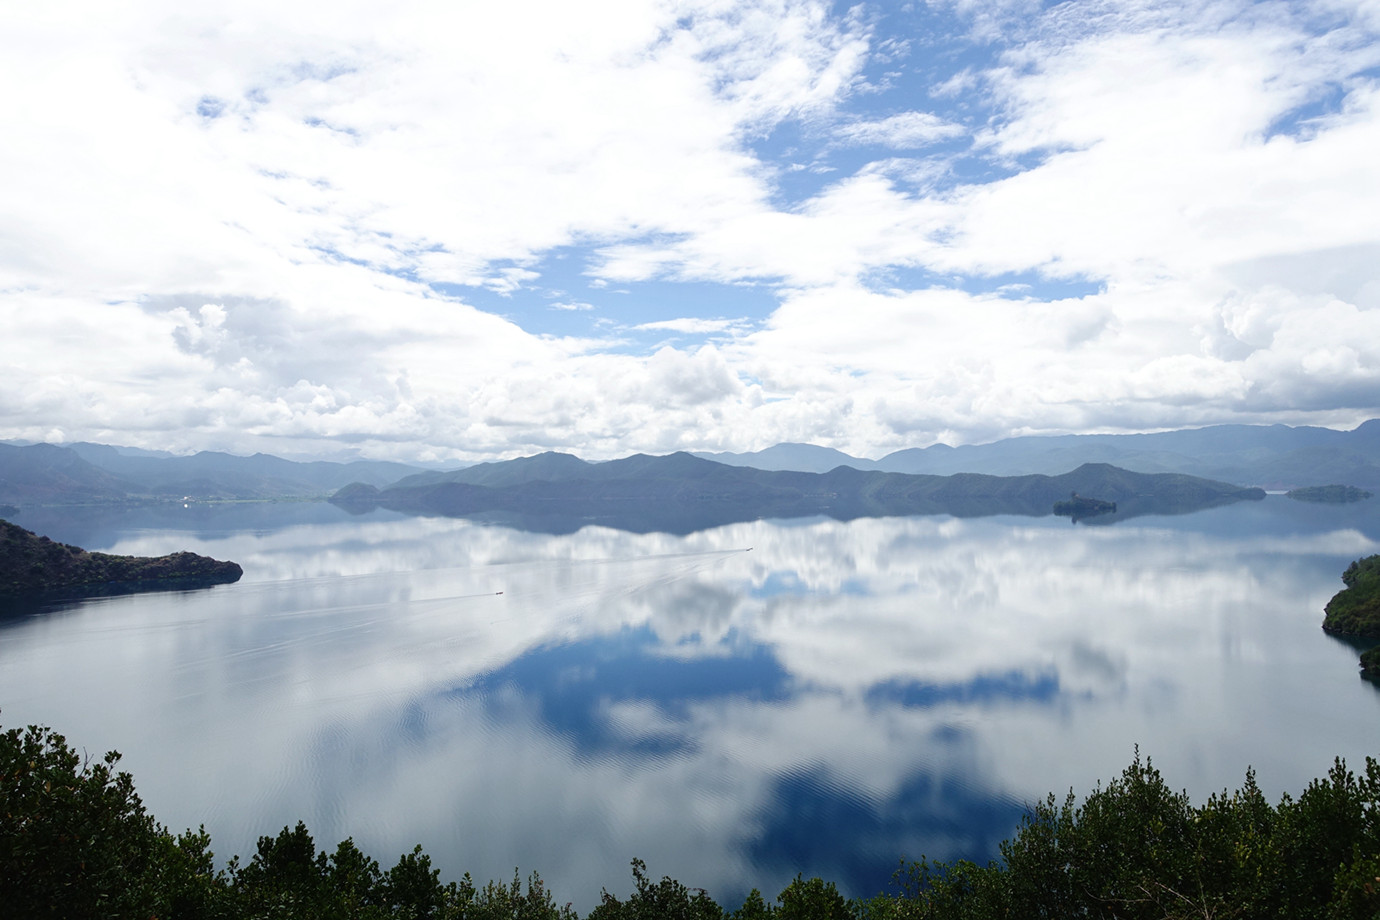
[
  {"x1": 1287, "y1": 485, "x2": 1374, "y2": 503},
  {"x1": 0, "y1": 518, "x2": 242, "y2": 596},
  {"x1": 1052, "y1": 492, "x2": 1117, "y2": 521}
]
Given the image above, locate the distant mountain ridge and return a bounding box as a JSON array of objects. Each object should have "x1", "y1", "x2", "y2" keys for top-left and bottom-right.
[
  {"x1": 693, "y1": 442, "x2": 866, "y2": 474},
  {"x1": 0, "y1": 442, "x2": 425, "y2": 506},
  {"x1": 694, "y1": 420, "x2": 1380, "y2": 489},
  {"x1": 3, "y1": 418, "x2": 1374, "y2": 510},
  {"x1": 335, "y1": 452, "x2": 1266, "y2": 535},
  {"x1": 0, "y1": 444, "x2": 135, "y2": 505}
]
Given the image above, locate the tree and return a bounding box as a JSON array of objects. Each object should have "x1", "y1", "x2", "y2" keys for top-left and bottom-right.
[
  {"x1": 449, "y1": 867, "x2": 577, "y2": 920},
  {"x1": 587, "y1": 858, "x2": 724, "y2": 920},
  {"x1": 775, "y1": 876, "x2": 851, "y2": 920},
  {"x1": 0, "y1": 721, "x2": 228, "y2": 919}
]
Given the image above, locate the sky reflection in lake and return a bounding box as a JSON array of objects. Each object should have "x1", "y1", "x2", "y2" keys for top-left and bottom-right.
[{"x1": 1, "y1": 498, "x2": 1378, "y2": 909}]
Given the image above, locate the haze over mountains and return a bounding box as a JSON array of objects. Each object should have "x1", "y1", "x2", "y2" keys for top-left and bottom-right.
[
  {"x1": 695, "y1": 420, "x2": 1380, "y2": 489},
  {"x1": 0, "y1": 441, "x2": 423, "y2": 506}
]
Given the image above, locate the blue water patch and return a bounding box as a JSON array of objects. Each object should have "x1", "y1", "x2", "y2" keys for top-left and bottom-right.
[
  {"x1": 746, "y1": 762, "x2": 1025, "y2": 900},
  {"x1": 457, "y1": 626, "x2": 791, "y2": 756},
  {"x1": 865, "y1": 669, "x2": 1061, "y2": 709}
]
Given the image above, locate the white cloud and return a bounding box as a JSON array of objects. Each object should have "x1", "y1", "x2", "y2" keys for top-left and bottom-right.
[
  {"x1": 0, "y1": 0, "x2": 1376, "y2": 460},
  {"x1": 833, "y1": 111, "x2": 966, "y2": 148},
  {"x1": 634, "y1": 317, "x2": 744, "y2": 334},
  {"x1": 934, "y1": 21, "x2": 1380, "y2": 284}
]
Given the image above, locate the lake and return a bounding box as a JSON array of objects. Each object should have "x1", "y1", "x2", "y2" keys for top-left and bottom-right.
[{"x1": 2, "y1": 496, "x2": 1378, "y2": 910}]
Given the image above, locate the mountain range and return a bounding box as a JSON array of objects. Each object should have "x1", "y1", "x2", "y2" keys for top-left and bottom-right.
[
  {"x1": 694, "y1": 419, "x2": 1380, "y2": 489},
  {"x1": 0, "y1": 441, "x2": 423, "y2": 506},
  {"x1": 2, "y1": 419, "x2": 1374, "y2": 515},
  {"x1": 333, "y1": 452, "x2": 1266, "y2": 535}
]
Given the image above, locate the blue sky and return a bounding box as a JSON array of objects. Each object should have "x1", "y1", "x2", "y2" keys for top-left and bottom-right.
[{"x1": 2, "y1": 0, "x2": 1378, "y2": 462}]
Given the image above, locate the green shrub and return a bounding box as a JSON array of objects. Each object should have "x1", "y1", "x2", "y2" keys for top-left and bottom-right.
[
  {"x1": 0, "y1": 722, "x2": 229, "y2": 920},
  {"x1": 588, "y1": 858, "x2": 724, "y2": 920}
]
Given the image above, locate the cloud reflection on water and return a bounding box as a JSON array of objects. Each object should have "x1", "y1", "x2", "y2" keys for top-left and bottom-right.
[{"x1": 0, "y1": 499, "x2": 1377, "y2": 909}]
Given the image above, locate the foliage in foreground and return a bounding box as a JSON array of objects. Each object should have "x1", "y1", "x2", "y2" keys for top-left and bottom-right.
[
  {"x1": 4, "y1": 720, "x2": 1380, "y2": 920},
  {"x1": 861, "y1": 752, "x2": 1380, "y2": 920}
]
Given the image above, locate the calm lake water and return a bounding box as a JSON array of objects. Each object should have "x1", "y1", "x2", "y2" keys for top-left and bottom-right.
[{"x1": 2, "y1": 497, "x2": 1379, "y2": 909}]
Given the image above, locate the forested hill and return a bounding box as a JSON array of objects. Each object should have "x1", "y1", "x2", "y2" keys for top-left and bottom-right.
[
  {"x1": 0, "y1": 518, "x2": 242, "y2": 596},
  {"x1": 334, "y1": 453, "x2": 1265, "y2": 534}
]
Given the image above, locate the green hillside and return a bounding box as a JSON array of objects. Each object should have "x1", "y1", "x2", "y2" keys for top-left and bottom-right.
[{"x1": 1323, "y1": 555, "x2": 1380, "y2": 638}]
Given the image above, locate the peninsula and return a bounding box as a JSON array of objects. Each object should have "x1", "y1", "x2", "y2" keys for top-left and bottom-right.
[
  {"x1": 1322, "y1": 555, "x2": 1380, "y2": 639},
  {"x1": 0, "y1": 518, "x2": 242, "y2": 596}
]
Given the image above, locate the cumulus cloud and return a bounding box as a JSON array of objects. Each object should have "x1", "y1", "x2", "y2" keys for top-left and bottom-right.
[{"x1": 0, "y1": 0, "x2": 1377, "y2": 460}]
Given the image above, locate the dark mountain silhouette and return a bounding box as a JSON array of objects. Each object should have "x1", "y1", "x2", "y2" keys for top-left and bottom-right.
[{"x1": 334, "y1": 453, "x2": 1265, "y2": 535}]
